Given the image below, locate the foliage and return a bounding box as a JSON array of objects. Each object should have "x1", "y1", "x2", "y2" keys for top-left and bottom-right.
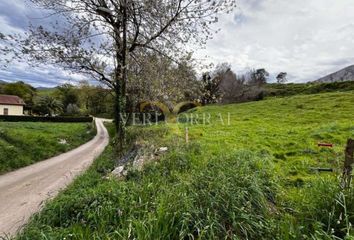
[
  {"x1": 249, "y1": 68, "x2": 269, "y2": 86},
  {"x1": 55, "y1": 84, "x2": 80, "y2": 112},
  {"x1": 66, "y1": 104, "x2": 81, "y2": 115},
  {"x1": 128, "y1": 52, "x2": 199, "y2": 109},
  {"x1": 0, "y1": 0, "x2": 237, "y2": 144},
  {"x1": 0, "y1": 115, "x2": 92, "y2": 122},
  {"x1": 16, "y1": 126, "x2": 276, "y2": 239},
  {"x1": 201, "y1": 63, "x2": 268, "y2": 104},
  {"x1": 33, "y1": 95, "x2": 63, "y2": 116},
  {"x1": 276, "y1": 72, "x2": 288, "y2": 83},
  {"x1": 200, "y1": 71, "x2": 221, "y2": 105},
  {"x1": 0, "y1": 122, "x2": 95, "y2": 174},
  {"x1": 265, "y1": 81, "x2": 354, "y2": 97},
  {"x1": 77, "y1": 81, "x2": 114, "y2": 117},
  {"x1": 0, "y1": 81, "x2": 36, "y2": 109},
  {"x1": 16, "y1": 91, "x2": 354, "y2": 239}
]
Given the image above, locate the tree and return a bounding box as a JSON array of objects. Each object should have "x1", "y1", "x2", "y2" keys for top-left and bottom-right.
[
  {"x1": 128, "y1": 52, "x2": 199, "y2": 108},
  {"x1": 55, "y1": 84, "x2": 79, "y2": 111},
  {"x1": 0, "y1": 0, "x2": 236, "y2": 148},
  {"x1": 77, "y1": 81, "x2": 113, "y2": 116},
  {"x1": 276, "y1": 72, "x2": 288, "y2": 83},
  {"x1": 33, "y1": 95, "x2": 63, "y2": 116},
  {"x1": 200, "y1": 72, "x2": 221, "y2": 105},
  {"x1": 249, "y1": 68, "x2": 269, "y2": 86},
  {"x1": 66, "y1": 103, "x2": 81, "y2": 115},
  {"x1": 207, "y1": 63, "x2": 267, "y2": 104},
  {"x1": 1, "y1": 81, "x2": 36, "y2": 111}
]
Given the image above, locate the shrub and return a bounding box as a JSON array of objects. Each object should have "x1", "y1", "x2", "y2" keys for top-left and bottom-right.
[{"x1": 0, "y1": 115, "x2": 93, "y2": 122}]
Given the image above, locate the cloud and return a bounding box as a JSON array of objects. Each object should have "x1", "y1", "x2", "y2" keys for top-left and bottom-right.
[
  {"x1": 1, "y1": 0, "x2": 354, "y2": 86},
  {"x1": 194, "y1": 0, "x2": 354, "y2": 82}
]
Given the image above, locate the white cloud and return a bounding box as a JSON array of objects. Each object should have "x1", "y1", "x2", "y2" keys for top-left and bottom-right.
[
  {"x1": 1, "y1": 0, "x2": 354, "y2": 85},
  {"x1": 194, "y1": 0, "x2": 354, "y2": 82}
]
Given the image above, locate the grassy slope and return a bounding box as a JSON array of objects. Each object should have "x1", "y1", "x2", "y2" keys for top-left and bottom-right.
[
  {"x1": 0, "y1": 122, "x2": 96, "y2": 174},
  {"x1": 265, "y1": 81, "x2": 354, "y2": 98},
  {"x1": 17, "y1": 91, "x2": 354, "y2": 239},
  {"x1": 36, "y1": 88, "x2": 57, "y2": 96}
]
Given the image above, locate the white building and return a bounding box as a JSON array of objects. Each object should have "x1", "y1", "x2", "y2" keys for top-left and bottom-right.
[{"x1": 0, "y1": 95, "x2": 25, "y2": 116}]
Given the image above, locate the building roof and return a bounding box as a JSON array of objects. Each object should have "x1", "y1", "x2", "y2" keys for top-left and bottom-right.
[{"x1": 0, "y1": 95, "x2": 25, "y2": 106}]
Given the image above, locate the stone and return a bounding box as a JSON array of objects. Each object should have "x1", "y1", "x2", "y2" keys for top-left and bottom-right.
[
  {"x1": 159, "y1": 147, "x2": 168, "y2": 152},
  {"x1": 111, "y1": 166, "x2": 125, "y2": 178},
  {"x1": 58, "y1": 139, "x2": 67, "y2": 145}
]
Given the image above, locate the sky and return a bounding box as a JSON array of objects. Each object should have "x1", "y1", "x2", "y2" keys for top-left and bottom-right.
[{"x1": 1, "y1": 0, "x2": 354, "y2": 87}]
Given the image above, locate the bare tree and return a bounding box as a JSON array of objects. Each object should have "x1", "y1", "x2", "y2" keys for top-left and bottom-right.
[
  {"x1": 208, "y1": 64, "x2": 268, "y2": 104},
  {"x1": 0, "y1": 0, "x2": 236, "y2": 148},
  {"x1": 276, "y1": 72, "x2": 288, "y2": 83}
]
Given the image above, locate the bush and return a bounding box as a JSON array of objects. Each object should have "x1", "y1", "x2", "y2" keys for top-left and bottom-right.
[
  {"x1": 0, "y1": 115, "x2": 93, "y2": 122},
  {"x1": 265, "y1": 81, "x2": 354, "y2": 98}
]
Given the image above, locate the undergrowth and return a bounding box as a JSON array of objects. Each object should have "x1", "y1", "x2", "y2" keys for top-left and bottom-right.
[{"x1": 0, "y1": 122, "x2": 95, "y2": 174}]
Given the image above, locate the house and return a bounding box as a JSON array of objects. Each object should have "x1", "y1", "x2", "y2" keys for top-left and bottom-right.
[{"x1": 0, "y1": 95, "x2": 25, "y2": 116}]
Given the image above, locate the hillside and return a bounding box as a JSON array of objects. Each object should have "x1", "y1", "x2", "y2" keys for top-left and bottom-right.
[
  {"x1": 315, "y1": 65, "x2": 354, "y2": 83},
  {"x1": 17, "y1": 91, "x2": 354, "y2": 239},
  {"x1": 265, "y1": 80, "x2": 354, "y2": 97}
]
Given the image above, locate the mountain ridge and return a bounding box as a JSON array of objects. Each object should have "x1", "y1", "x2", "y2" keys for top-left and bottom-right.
[{"x1": 314, "y1": 65, "x2": 354, "y2": 83}]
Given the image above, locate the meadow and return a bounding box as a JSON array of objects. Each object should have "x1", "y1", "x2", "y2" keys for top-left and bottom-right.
[
  {"x1": 16, "y1": 91, "x2": 354, "y2": 239},
  {"x1": 0, "y1": 121, "x2": 96, "y2": 174}
]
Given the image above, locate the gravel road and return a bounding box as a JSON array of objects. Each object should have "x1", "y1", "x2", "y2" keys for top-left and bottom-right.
[{"x1": 0, "y1": 118, "x2": 109, "y2": 237}]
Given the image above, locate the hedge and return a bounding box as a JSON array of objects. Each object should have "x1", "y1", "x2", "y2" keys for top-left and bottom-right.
[{"x1": 0, "y1": 115, "x2": 93, "y2": 122}]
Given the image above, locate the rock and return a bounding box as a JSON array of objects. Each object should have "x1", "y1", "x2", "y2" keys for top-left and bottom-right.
[
  {"x1": 155, "y1": 147, "x2": 168, "y2": 155},
  {"x1": 133, "y1": 157, "x2": 146, "y2": 171},
  {"x1": 159, "y1": 147, "x2": 168, "y2": 152},
  {"x1": 111, "y1": 166, "x2": 125, "y2": 178},
  {"x1": 58, "y1": 139, "x2": 67, "y2": 145}
]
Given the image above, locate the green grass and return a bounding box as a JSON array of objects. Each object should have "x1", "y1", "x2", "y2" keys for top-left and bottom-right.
[
  {"x1": 36, "y1": 88, "x2": 57, "y2": 97},
  {"x1": 16, "y1": 91, "x2": 354, "y2": 239},
  {"x1": 0, "y1": 121, "x2": 96, "y2": 174},
  {"x1": 265, "y1": 81, "x2": 354, "y2": 97}
]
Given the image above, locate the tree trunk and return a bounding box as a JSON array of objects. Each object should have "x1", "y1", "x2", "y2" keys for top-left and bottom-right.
[
  {"x1": 113, "y1": 66, "x2": 125, "y2": 153},
  {"x1": 112, "y1": 0, "x2": 128, "y2": 153},
  {"x1": 342, "y1": 138, "x2": 354, "y2": 188}
]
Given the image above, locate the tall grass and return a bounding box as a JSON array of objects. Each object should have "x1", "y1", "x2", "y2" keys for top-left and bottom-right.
[{"x1": 0, "y1": 122, "x2": 95, "y2": 174}]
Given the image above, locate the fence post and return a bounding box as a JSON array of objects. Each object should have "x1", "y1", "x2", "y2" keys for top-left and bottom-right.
[{"x1": 342, "y1": 138, "x2": 354, "y2": 189}]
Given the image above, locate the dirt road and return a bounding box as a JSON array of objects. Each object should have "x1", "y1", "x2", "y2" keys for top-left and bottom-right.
[{"x1": 0, "y1": 118, "x2": 110, "y2": 237}]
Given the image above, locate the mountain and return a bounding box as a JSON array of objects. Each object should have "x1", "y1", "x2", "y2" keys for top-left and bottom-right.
[
  {"x1": 0, "y1": 80, "x2": 8, "y2": 84},
  {"x1": 314, "y1": 65, "x2": 354, "y2": 83}
]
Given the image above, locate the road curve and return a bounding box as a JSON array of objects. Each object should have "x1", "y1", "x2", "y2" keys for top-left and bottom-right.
[{"x1": 0, "y1": 118, "x2": 110, "y2": 237}]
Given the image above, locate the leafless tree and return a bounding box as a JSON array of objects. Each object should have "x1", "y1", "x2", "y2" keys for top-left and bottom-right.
[
  {"x1": 0, "y1": 0, "x2": 236, "y2": 148},
  {"x1": 206, "y1": 64, "x2": 268, "y2": 104}
]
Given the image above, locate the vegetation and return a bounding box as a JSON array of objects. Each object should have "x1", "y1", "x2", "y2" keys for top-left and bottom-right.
[
  {"x1": 33, "y1": 95, "x2": 63, "y2": 116},
  {"x1": 2, "y1": 0, "x2": 237, "y2": 146},
  {"x1": 200, "y1": 63, "x2": 270, "y2": 104},
  {"x1": 265, "y1": 80, "x2": 354, "y2": 97},
  {"x1": 16, "y1": 91, "x2": 354, "y2": 239},
  {"x1": 0, "y1": 115, "x2": 93, "y2": 122},
  {"x1": 0, "y1": 122, "x2": 95, "y2": 174},
  {"x1": 0, "y1": 80, "x2": 114, "y2": 118},
  {"x1": 0, "y1": 81, "x2": 36, "y2": 110}
]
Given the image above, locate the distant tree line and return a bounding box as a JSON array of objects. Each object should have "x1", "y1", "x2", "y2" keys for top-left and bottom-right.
[
  {"x1": 0, "y1": 59, "x2": 288, "y2": 118},
  {"x1": 200, "y1": 63, "x2": 275, "y2": 104},
  {"x1": 0, "y1": 81, "x2": 114, "y2": 117}
]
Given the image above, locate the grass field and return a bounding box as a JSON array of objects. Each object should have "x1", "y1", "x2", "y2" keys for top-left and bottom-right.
[
  {"x1": 265, "y1": 80, "x2": 354, "y2": 97},
  {"x1": 16, "y1": 91, "x2": 354, "y2": 239},
  {"x1": 0, "y1": 121, "x2": 96, "y2": 174}
]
